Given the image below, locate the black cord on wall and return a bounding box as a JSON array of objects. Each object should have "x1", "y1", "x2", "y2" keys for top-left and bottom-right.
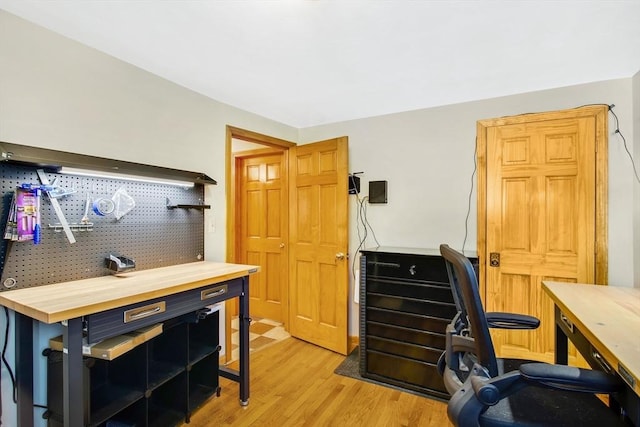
[
  {"x1": 608, "y1": 105, "x2": 640, "y2": 184},
  {"x1": 461, "y1": 103, "x2": 634, "y2": 256},
  {"x1": 461, "y1": 138, "x2": 477, "y2": 254},
  {"x1": 350, "y1": 174, "x2": 380, "y2": 282}
]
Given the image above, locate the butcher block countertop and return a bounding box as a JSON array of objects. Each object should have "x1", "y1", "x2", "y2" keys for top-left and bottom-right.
[{"x1": 0, "y1": 261, "x2": 260, "y2": 324}]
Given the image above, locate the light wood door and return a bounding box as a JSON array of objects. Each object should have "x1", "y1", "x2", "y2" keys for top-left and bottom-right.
[
  {"x1": 289, "y1": 137, "x2": 349, "y2": 355},
  {"x1": 237, "y1": 151, "x2": 288, "y2": 322},
  {"x1": 478, "y1": 106, "x2": 607, "y2": 363}
]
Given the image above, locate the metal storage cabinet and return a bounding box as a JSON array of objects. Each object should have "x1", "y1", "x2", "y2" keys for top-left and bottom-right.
[{"x1": 359, "y1": 247, "x2": 477, "y2": 400}]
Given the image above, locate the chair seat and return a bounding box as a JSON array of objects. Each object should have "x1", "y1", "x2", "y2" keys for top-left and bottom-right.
[{"x1": 480, "y1": 384, "x2": 625, "y2": 427}]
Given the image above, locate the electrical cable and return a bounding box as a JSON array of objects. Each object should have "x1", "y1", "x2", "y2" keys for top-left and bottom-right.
[
  {"x1": 352, "y1": 196, "x2": 369, "y2": 282},
  {"x1": 2, "y1": 307, "x2": 17, "y2": 405},
  {"x1": 349, "y1": 174, "x2": 366, "y2": 281},
  {"x1": 462, "y1": 138, "x2": 478, "y2": 254},
  {"x1": 564, "y1": 103, "x2": 637, "y2": 182},
  {"x1": 348, "y1": 172, "x2": 382, "y2": 282},
  {"x1": 362, "y1": 200, "x2": 380, "y2": 247},
  {"x1": 608, "y1": 105, "x2": 640, "y2": 184}
]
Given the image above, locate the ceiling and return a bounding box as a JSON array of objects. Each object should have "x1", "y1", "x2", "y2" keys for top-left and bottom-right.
[{"x1": 1, "y1": 1, "x2": 639, "y2": 128}]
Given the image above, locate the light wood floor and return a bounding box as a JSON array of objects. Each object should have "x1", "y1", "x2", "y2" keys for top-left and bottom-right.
[{"x1": 184, "y1": 337, "x2": 452, "y2": 426}]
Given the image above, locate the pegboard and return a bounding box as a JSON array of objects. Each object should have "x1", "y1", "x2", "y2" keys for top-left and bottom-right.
[{"x1": 0, "y1": 163, "x2": 207, "y2": 291}]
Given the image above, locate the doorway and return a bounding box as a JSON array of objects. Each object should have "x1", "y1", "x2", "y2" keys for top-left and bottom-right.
[
  {"x1": 225, "y1": 127, "x2": 350, "y2": 360},
  {"x1": 225, "y1": 126, "x2": 295, "y2": 362}
]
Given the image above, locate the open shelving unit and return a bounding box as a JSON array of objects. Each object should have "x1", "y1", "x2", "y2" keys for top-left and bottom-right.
[{"x1": 44, "y1": 311, "x2": 220, "y2": 427}]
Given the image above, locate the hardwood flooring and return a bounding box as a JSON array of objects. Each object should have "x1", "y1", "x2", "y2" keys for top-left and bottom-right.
[{"x1": 184, "y1": 337, "x2": 452, "y2": 427}]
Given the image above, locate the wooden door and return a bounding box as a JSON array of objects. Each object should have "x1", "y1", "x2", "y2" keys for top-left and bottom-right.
[
  {"x1": 478, "y1": 106, "x2": 608, "y2": 363},
  {"x1": 237, "y1": 151, "x2": 288, "y2": 323},
  {"x1": 289, "y1": 137, "x2": 349, "y2": 355}
]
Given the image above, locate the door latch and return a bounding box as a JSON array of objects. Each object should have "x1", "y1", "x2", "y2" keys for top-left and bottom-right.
[{"x1": 489, "y1": 252, "x2": 500, "y2": 267}]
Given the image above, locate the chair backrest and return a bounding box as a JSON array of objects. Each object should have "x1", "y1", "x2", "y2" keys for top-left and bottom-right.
[
  {"x1": 443, "y1": 251, "x2": 468, "y2": 325},
  {"x1": 440, "y1": 244, "x2": 499, "y2": 377}
]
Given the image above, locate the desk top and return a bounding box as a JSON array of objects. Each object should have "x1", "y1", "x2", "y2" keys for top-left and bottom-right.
[
  {"x1": 542, "y1": 281, "x2": 640, "y2": 396},
  {"x1": 0, "y1": 261, "x2": 259, "y2": 324}
]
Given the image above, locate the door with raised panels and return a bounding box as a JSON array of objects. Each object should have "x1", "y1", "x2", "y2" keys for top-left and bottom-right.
[
  {"x1": 478, "y1": 106, "x2": 608, "y2": 363},
  {"x1": 237, "y1": 151, "x2": 288, "y2": 322},
  {"x1": 289, "y1": 137, "x2": 349, "y2": 355}
]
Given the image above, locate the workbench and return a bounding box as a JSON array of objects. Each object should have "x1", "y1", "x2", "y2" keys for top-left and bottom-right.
[
  {"x1": 543, "y1": 281, "x2": 640, "y2": 425},
  {"x1": 0, "y1": 261, "x2": 259, "y2": 427}
]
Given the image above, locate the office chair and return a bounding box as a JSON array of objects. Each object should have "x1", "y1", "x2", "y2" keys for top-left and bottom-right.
[
  {"x1": 439, "y1": 244, "x2": 625, "y2": 427},
  {"x1": 438, "y1": 244, "x2": 540, "y2": 394}
]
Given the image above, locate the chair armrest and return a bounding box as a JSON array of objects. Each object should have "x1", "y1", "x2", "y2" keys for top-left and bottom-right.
[
  {"x1": 486, "y1": 312, "x2": 540, "y2": 329},
  {"x1": 519, "y1": 362, "x2": 623, "y2": 393}
]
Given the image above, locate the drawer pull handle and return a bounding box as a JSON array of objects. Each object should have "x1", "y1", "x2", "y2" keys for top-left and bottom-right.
[
  {"x1": 124, "y1": 302, "x2": 166, "y2": 323},
  {"x1": 368, "y1": 262, "x2": 401, "y2": 268},
  {"x1": 591, "y1": 349, "x2": 612, "y2": 373},
  {"x1": 202, "y1": 286, "x2": 227, "y2": 300},
  {"x1": 560, "y1": 312, "x2": 574, "y2": 333}
]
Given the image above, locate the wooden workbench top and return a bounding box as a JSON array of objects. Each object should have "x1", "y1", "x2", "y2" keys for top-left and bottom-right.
[
  {"x1": 543, "y1": 281, "x2": 640, "y2": 396},
  {"x1": 0, "y1": 261, "x2": 259, "y2": 324}
]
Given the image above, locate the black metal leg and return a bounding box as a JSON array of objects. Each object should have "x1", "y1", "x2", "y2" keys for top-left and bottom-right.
[
  {"x1": 15, "y1": 312, "x2": 34, "y2": 427},
  {"x1": 555, "y1": 309, "x2": 568, "y2": 365},
  {"x1": 239, "y1": 275, "x2": 250, "y2": 406},
  {"x1": 63, "y1": 317, "x2": 84, "y2": 427}
]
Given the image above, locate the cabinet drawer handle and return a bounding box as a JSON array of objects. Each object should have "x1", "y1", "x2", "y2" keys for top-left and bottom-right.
[
  {"x1": 124, "y1": 302, "x2": 166, "y2": 323},
  {"x1": 560, "y1": 312, "x2": 574, "y2": 333},
  {"x1": 202, "y1": 285, "x2": 227, "y2": 300},
  {"x1": 591, "y1": 348, "x2": 612, "y2": 373},
  {"x1": 368, "y1": 262, "x2": 401, "y2": 268}
]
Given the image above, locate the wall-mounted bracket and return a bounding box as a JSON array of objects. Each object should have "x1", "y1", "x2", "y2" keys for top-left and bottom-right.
[{"x1": 166, "y1": 198, "x2": 211, "y2": 210}]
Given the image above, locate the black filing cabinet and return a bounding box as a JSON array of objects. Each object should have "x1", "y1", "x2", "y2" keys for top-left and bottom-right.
[{"x1": 359, "y1": 247, "x2": 477, "y2": 400}]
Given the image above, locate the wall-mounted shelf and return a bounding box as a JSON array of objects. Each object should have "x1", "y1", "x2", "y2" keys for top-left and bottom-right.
[
  {"x1": 166, "y1": 198, "x2": 211, "y2": 210},
  {"x1": 0, "y1": 141, "x2": 217, "y2": 185}
]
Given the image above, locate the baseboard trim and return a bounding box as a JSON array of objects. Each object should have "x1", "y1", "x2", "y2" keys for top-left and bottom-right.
[{"x1": 348, "y1": 335, "x2": 359, "y2": 353}]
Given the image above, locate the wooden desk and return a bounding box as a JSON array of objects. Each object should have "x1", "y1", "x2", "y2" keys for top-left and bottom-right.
[
  {"x1": 0, "y1": 261, "x2": 259, "y2": 427},
  {"x1": 543, "y1": 281, "x2": 640, "y2": 425}
]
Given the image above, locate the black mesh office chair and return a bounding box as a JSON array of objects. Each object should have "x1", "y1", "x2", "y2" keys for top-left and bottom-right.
[
  {"x1": 438, "y1": 244, "x2": 540, "y2": 394},
  {"x1": 439, "y1": 244, "x2": 625, "y2": 427}
]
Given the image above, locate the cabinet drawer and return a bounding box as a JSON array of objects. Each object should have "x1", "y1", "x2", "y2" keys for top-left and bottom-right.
[
  {"x1": 366, "y1": 294, "x2": 456, "y2": 320},
  {"x1": 366, "y1": 336, "x2": 442, "y2": 364},
  {"x1": 366, "y1": 307, "x2": 450, "y2": 334},
  {"x1": 87, "y1": 278, "x2": 241, "y2": 343},
  {"x1": 366, "y1": 321, "x2": 445, "y2": 349},
  {"x1": 364, "y1": 253, "x2": 449, "y2": 283},
  {"x1": 365, "y1": 350, "x2": 445, "y2": 393},
  {"x1": 366, "y1": 278, "x2": 454, "y2": 303}
]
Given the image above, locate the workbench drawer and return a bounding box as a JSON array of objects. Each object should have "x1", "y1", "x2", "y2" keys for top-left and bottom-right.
[{"x1": 86, "y1": 278, "x2": 242, "y2": 343}]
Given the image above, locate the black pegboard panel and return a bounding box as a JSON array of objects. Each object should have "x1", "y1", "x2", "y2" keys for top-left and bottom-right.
[{"x1": 0, "y1": 163, "x2": 207, "y2": 291}]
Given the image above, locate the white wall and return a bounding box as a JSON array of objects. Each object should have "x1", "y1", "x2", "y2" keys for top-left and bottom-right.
[
  {"x1": 300, "y1": 78, "x2": 637, "y2": 335},
  {"x1": 0, "y1": 10, "x2": 298, "y2": 426},
  {"x1": 633, "y1": 70, "x2": 640, "y2": 288}
]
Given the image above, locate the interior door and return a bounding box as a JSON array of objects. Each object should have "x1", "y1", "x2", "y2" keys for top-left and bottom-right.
[
  {"x1": 289, "y1": 137, "x2": 349, "y2": 355},
  {"x1": 237, "y1": 151, "x2": 288, "y2": 322},
  {"x1": 478, "y1": 106, "x2": 608, "y2": 363}
]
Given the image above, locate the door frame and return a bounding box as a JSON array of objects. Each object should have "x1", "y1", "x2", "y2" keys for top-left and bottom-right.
[
  {"x1": 224, "y1": 125, "x2": 296, "y2": 363},
  {"x1": 476, "y1": 105, "x2": 608, "y2": 301}
]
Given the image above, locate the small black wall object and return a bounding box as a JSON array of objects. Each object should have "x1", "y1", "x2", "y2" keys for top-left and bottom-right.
[
  {"x1": 349, "y1": 174, "x2": 361, "y2": 194},
  {"x1": 368, "y1": 180, "x2": 388, "y2": 204}
]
